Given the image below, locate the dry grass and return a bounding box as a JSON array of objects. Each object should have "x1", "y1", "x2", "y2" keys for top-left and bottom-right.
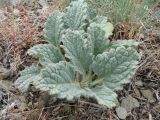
[
  {"x1": 0, "y1": 3, "x2": 46, "y2": 73},
  {"x1": 137, "y1": 29, "x2": 160, "y2": 81},
  {"x1": 0, "y1": 0, "x2": 64, "y2": 73},
  {"x1": 112, "y1": 21, "x2": 141, "y2": 40}
]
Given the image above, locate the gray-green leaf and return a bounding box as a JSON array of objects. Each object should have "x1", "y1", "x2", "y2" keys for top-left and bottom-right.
[
  {"x1": 110, "y1": 40, "x2": 139, "y2": 48},
  {"x1": 88, "y1": 22, "x2": 109, "y2": 55},
  {"x1": 27, "y1": 44, "x2": 63, "y2": 65},
  {"x1": 15, "y1": 64, "x2": 41, "y2": 92},
  {"x1": 92, "y1": 47, "x2": 139, "y2": 90},
  {"x1": 44, "y1": 11, "x2": 64, "y2": 46},
  {"x1": 86, "y1": 84, "x2": 118, "y2": 108},
  {"x1": 33, "y1": 61, "x2": 84, "y2": 100},
  {"x1": 63, "y1": 0, "x2": 88, "y2": 30},
  {"x1": 61, "y1": 30, "x2": 93, "y2": 76}
]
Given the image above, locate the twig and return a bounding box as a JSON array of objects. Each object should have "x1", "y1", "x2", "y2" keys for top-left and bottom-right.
[{"x1": 38, "y1": 107, "x2": 44, "y2": 120}]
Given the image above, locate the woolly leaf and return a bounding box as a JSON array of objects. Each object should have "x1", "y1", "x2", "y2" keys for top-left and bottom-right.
[
  {"x1": 44, "y1": 11, "x2": 64, "y2": 46},
  {"x1": 88, "y1": 17, "x2": 114, "y2": 55},
  {"x1": 92, "y1": 47, "x2": 139, "y2": 90},
  {"x1": 86, "y1": 84, "x2": 118, "y2": 108},
  {"x1": 27, "y1": 44, "x2": 63, "y2": 65},
  {"x1": 33, "y1": 61, "x2": 84, "y2": 99},
  {"x1": 110, "y1": 40, "x2": 139, "y2": 48},
  {"x1": 88, "y1": 22, "x2": 109, "y2": 55},
  {"x1": 92, "y1": 16, "x2": 107, "y2": 25},
  {"x1": 15, "y1": 64, "x2": 41, "y2": 92},
  {"x1": 61, "y1": 30, "x2": 93, "y2": 76},
  {"x1": 92, "y1": 16, "x2": 114, "y2": 38},
  {"x1": 32, "y1": 62, "x2": 118, "y2": 107},
  {"x1": 63, "y1": 0, "x2": 88, "y2": 30}
]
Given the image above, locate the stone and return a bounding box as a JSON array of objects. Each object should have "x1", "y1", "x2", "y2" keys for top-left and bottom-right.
[
  {"x1": 116, "y1": 106, "x2": 128, "y2": 119},
  {"x1": 121, "y1": 95, "x2": 139, "y2": 112},
  {"x1": 141, "y1": 89, "x2": 156, "y2": 103}
]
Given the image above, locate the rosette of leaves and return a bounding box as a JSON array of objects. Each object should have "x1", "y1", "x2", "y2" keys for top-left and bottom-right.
[{"x1": 15, "y1": 0, "x2": 140, "y2": 108}]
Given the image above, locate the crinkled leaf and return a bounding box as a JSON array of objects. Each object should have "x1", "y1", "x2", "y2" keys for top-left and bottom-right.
[
  {"x1": 27, "y1": 44, "x2": 63, "y2": 65},
  {"x1": 88, "y1": 17, "x2": 113, "y2": 55},
  {"x1": 92, "y1": 47, "x2": 139, "y2": 90},
  {"x1": 87, "y1": 3, "x2": 97, "y2": 19},
  {"x1": 86, "y1": 84, "x2": 118, "y2": 108},
  {"x1": 92, "y1": 16, "x2": 107, "y2": 25},
  {"x1": 33, "y1": 61, "x2": 84, "y2": 100},
  {"x1": 15, "y1": 64, "x2": 41, "y2": 92},
  {"x1": 33, "y1": 61, "x2": 118, "y2": 107},
  {"x1": 61, "y1": 30, "x2": 93, "y2": 76},
  {"x1": 63, "y1": 0, "x2": 88, "y2": 30},
  {"x1": 88, "y1": 22, "x2": 109, "y2": 55},
  {"x1": 92, "y1": 16, "x2": 114, "y2": 38},
  {"x1": 110, "y1": 40, "x2": 139, "y2": 48},
  {"x1": 44, "y1": 11, "x2": 64, "y2": 46}
]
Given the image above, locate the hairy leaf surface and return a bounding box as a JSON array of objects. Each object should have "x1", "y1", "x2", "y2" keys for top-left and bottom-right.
[
  {"x1": 61, "y1": 30, "x2": 93, "y2": 76},
  {"x1": 33, "y1": 61, "x2": 85, "y2": 99},
  {"x1": 88, "y1": 17, "x2": 113, "y2": 55},
  {"x1": 63, "y1": 0, "x2": 88, "y2": 30},
  {"x1": 44, "y1": 11, "x2": 64, "y2": 46},
  {"x1": 15, "y1": 65, "x2": 41, "y2": 92},
  {"x1": 92, "y1": 16, "x2": 114, "y2": 38},
  {"x1": 27, "y1": 44, "x2": 63, "y2": 65},
  {"x1": 92, "y1": 47, "x2": 139, "y2": 90},
  {"x1": 88, "y1": 22, "x2": 109, "y2": 55},
  {"x1": 86, "y1": 84, "x2": 118, "y2": 108},
  {"x1": 110, "y1": 40, "x2": 139, "y2": 48}
]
